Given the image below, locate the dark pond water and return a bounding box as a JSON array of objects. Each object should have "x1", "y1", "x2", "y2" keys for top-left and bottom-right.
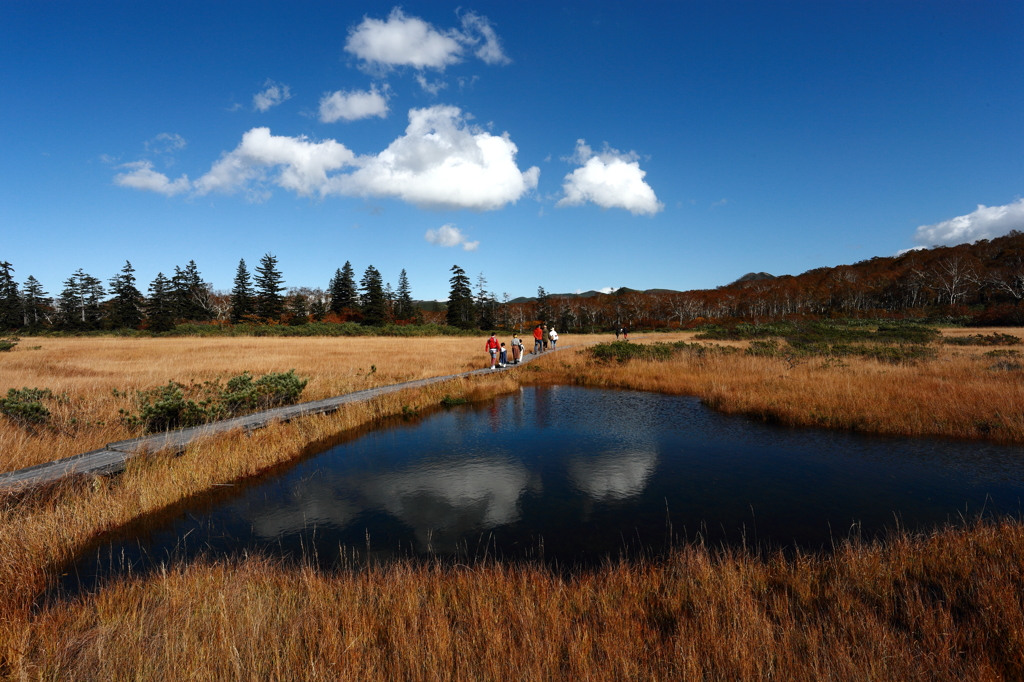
[{"x1": 63, "y1": 386, "x2": 1024, "y2": 589}]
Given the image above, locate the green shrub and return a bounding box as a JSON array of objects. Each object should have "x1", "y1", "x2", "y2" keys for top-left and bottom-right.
[
  {"x1": 121, "y1": 370, "x2": 309, "y2": 433},
  {"x1": 745, "y1": 339, "x2": 780, "y2": 357},
  {"x1": 859, "y1": 345, "x2": 937, "y2": 364},
  {"x1": 944, "y1": 333, "x2": 1022, "y2": 346},
  {"x1": 440, "y1": 395, "x2": 468, "y2": 406},
  {"x1": 0, "y1": 338, "x2": 18, "y2": 352},
  {"x1": 0, "y1": 387, "x2": 53, "y2": 426},
  {"x1": 590, "y1": 341, "x2": 675, "y2": 363}
]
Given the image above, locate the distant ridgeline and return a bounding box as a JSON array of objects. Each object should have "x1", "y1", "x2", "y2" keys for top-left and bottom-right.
[{"x1": 2, "y1": 232, "x2": 1024, "y2": 334}]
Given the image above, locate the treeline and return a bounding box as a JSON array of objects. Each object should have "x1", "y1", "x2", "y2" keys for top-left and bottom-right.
[
  {"x1": 4, "y1": 232, "x2": 1024, "y2": 335},
  {"x1": 0, "y1": 255, "x2": 425, "y2": 333},
  {"x1": 447, "y1": 232, "x2": 1024, "y2": 332}
]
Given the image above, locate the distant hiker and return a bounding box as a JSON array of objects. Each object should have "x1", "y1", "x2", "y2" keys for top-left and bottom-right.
[
  {"x1": 533, "y1": 325, "x2": 543, "y2": 354},
  {"x1": 549, "y1": 327, "x2": 559, "y2": 349},
  {"x1": 511, "y1": 335, "x2": 523, "y2": 364},
  {"x1": 486, "y1": 332, "x2": 500, "y2": 369},
  {"x1": 616, "y1": 326, "x2": 624, "y2": 340},
  {"x1": 499, "y1": 342, "x2": 508, "y2": 367},
  {"x1": 623, "y1": 326, "x2": 630, "y2": 341},
  {"x1": 543, "y1": 325, "x2": 550, "y2": 351}
]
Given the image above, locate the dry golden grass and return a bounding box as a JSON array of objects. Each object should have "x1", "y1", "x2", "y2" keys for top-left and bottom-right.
[
  {"x1": 0, "y1": 371, "x2": 523, "y2": 676},
  {"x1": 2, "y1": 329, "x2": 1023, "y2": 680},
  {"x1": 531, "y1": 328, "x2": 1024, "y2": 442},
  {"x1": 0, "y1": 333, "x2": 613, "y2": 473},
  {"x1": 10, "y1": 519, "x2": 1024, "y2": 680}
]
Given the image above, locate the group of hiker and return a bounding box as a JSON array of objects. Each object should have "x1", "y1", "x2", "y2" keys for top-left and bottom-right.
[{"x1": 485, "y1": 324, "x2": 559, "y2": 370}]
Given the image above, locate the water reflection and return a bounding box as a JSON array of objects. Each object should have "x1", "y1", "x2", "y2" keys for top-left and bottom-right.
[
  {"x1": 63, "y1": 386, "x2": 1024, "y2": 591},
  {"x1": 568, "y1": 449, "x2": 658, "y2": 500}
]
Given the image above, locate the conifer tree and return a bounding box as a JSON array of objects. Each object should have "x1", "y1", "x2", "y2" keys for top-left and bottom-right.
[
  {"x1": 446, "y1": 264, "x2": 474, "y2": 328},
  {"x1": 536, "y1": 286, "x2": 552, "y2": 324},
  {"x1": 57, "y1": 269, "x2": 104, "y2": 329},
  {"x1": 0, "y1": 261, "x2": 21, "y2": 331},
  {"x1": 108, "y1": 261, "x2": 143, "y2": 329},
  {"x1": 475, "y1": 273, "x2": 496, "y2": 329},
  {"x1": 395, "y1": 269, "x2": 415, "y2": 321},
  {"x1": 57, "y1": 273, "x2": 83, "y2": 329},
  {"x1": 146, "y1": 272, "x2": 175, "y2": 332},
  {"x1": 230, "y1": 259, "x2": 255, "y2": 323},
  {"x1": 170, "y1": 260, "x2": 212, "y2": 322},
  {"x1": 359, "y1": 265, "x2": 385, "y2": 325},
  {"x1": 329, "y1": 261, "x2": 359, "y2": 314},
  {"x1": 21, "y1": 276, "x2": 48, "y2": 328},
  {"x1": 254, "y1": 253, "x2": 285, "y2": 321}
]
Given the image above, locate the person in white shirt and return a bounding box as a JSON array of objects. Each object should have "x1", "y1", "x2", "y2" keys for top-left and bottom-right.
[{"x1": 549, "y1": 328, "x2": 559, "y2": 349}]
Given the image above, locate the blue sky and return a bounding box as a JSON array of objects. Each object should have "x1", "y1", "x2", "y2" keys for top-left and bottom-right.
[{"x1": 2, "y1": 1, "x2": 1022, "y2": 301}]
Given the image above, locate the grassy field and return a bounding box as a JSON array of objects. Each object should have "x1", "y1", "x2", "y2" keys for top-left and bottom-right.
[
  {"x1": 0, "y1": 333, "x2": 612, "y2": 473},
  {"x1": 2, "y1": 330, "x2": 1023, "y2": 680}
]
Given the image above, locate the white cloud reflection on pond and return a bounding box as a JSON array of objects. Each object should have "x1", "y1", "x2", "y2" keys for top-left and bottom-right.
[
  {"x1": 250, "y1": 458, "x2": 535, "y2": 552},
  {"x1": 567, "y1": 449, "x2": 659, "y2": 501}
]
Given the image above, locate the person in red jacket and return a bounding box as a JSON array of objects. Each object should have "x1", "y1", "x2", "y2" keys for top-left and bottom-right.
[
  {"x1": 485, "y1": 332, "x2": 501, "y2": 369},
  {"x1": 533, "y1": 324, "x2": 543, "y2": 354}
]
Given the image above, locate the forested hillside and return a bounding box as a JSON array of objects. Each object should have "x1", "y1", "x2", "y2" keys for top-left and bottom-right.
[{"x1": 3, "y1": 232, "x2": 1024, "y2": 335}]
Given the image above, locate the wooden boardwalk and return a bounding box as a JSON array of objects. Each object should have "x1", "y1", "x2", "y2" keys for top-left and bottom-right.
[{"x1": 0, "y1": 346, "x2": 564, "y2": 492}]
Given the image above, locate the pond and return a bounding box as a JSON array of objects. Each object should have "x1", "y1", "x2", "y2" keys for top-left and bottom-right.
[{"x1": 63, "y1": 386, "x2": 1024, "y2": 589}]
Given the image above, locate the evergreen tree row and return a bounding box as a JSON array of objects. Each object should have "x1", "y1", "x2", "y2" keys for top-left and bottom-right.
[{"x1": 0, "y1": 255, "x2": 425, "y2": 332}]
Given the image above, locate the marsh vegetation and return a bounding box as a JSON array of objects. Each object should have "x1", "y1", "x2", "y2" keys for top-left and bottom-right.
[{"x1": 1, "y1": 329, "x2": 1023, "y2": 680}]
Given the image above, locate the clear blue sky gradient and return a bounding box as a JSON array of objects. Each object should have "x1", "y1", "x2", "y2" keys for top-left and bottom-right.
[{"x1": 2, "y1": 1, "x2": 1022, "y2": 300}]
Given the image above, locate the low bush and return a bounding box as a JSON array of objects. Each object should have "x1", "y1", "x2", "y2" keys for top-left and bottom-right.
[
  {"x1": 696, "y1": 320, "x2": 939, "y2": 345},
  {"x1": 590, "y1": 341, "x2": 675, "y2": 363},
  {"x1": 943, "y1": 333, "x2": 1021, "y2": 346},
  {"x1": 120, "y1": 370, "x2": 309, "y2": 433},
  {"x1": 0, "y1": 337, "x2": 18, "y2": 352},
  {"x1": 0, "y1": 387, "x2": 53, "y2": 427}
]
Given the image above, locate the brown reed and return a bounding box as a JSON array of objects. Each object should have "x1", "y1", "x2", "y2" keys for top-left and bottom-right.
[{"x1": 1, "y1": 330, "x2": 1022, "y2": 680}]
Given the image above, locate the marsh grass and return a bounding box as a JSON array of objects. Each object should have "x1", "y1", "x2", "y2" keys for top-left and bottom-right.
[
  {"x1": 0, "y1": 334, "x2": 610, "y2": 473},
  {"x1": 2, "y1": 330, "x2": 1024, "y2": 679}
]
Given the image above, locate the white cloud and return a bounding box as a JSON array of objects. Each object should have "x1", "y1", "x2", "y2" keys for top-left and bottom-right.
[
  {"x1": 327, "y1": 105, "x2": 539, "y2": 210},
  {"x1": 458, "y1": 11, "x2": 511, "y2": 65},
  {"x1": 113, "y1": 160, "x2": 190, "y2": 196},
  {"x1": 346, "y1": 8, "x2": 463, "y2": 71},
  {"x1": 145, "y1": 132, "x2": 187, "y2": 154},
  {"x1": 425, "y1": 223, "x2": 479, "y2": 251},
  {"x1": 120, "y1": 106, "x2": 536, "y2": 210},
  {"x1": 556, "y1": 139, "x2": 662, "y2": 216},
  {"x1": 415, "y1": 74, "x2": 448, "y2": 95},
  {"x1": 345, "y1": 8, "x2": 509, "y2": 73},
  {"x1": 319, "y1": 85, "x2": 389, "y2": 122},
  {"x1": 711, "y1": 198, "x2": 728, "y2": 208},
  {"x1": 252, "y1": 79, "x2": 292, "y2": 112},
  {"x1": 193, "y1": 127, "x2": 355, "y2": 199},
  {"x1": 913, "y1": 198, "x2": 1024, "y2": 246}
]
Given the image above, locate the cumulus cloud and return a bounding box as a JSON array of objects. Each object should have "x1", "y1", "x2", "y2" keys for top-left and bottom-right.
[
  {"x1": 425, "y1": 223, "x2": 479, "y2": 251},
  {"x1": 345, "y1": 7, "x2": 509, "y2": 72},
  {"x1": 159, "y1": 105, "x2": 538, "y2": 210},
  {"x1": 319, "y1": 85, "x2": 389, "y2": 122},
  {"x1": 556, "y1": 140, "x2": 662, "y2": 216},
  {"x1": 113, "y1": 160, "x2": 190, "y2": 196},
  {"x1": 193, "y1": 127, "x2": 355, "y2": 199},
  {"x1": 913, "y1": 198, "x2": 1024, "y2": 246},
  {"x1": 252, "y1": 79, "x2": 292, "y2": 112},
  {"x1": 327, "y1": 105, "x2": 539, "y2": 210}
]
